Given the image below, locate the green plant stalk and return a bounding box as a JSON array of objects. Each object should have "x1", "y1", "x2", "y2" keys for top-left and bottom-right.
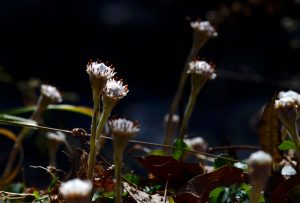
[
  {"x1": 250, "y1": 185, "x2": 261, "y2": 203},
  {"x1": 3, "y1": 96, "x2": 49, "y2": 179},
  {"x1": 164, "y1": 34, "x2": 209, "y2": 147},
  {"x1": 87, "y1": 93, "x2": 100, "y2": 180},
  {"x1": 277, "y1": 110, "x2": 300, "y2": 156},
  {"x1": 87, "y1": 97, "x2": 114, "y2": 180},
  {"x1": 113, "y1": 136, "x2": 128, "y2": 203},
  {"x1": 179, "y1": 76, "x2": 205, "y2": 140}
]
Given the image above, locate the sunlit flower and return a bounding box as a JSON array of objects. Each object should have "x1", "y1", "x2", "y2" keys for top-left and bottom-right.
[
  {"x1": 103, "y1": 79, "x2": 129, "y2": 100},
  {"x1": 248, "y1": 150, "x2": 272, "y2": 165},
  {"x1": 190, "y1": 20, "x2": 218, "y2": 37},
  {"x1": 275, "y1": 97, "x2": 298, "y2": 109},
  {"x1": 41, "y1": 84, "x2": 62, "y2": 103},
  {"x1": 86, "y1": 61, "x2": 115, "y2": 93},
  {"x1": 109, "y1": 118, "x2": 140, "y2": 138},
  {"x1": 188, "y1": 60, "x2": 216, "y2": 80},
  {"x1": 278, "y1": 90, "x2": 300, "y2": 106},
  {"x1": 86, "y1": 61, "x2": 115, "y2": 80},
  {"x1": 59, "y1": 178, "x2": 92, "y2": 203}
]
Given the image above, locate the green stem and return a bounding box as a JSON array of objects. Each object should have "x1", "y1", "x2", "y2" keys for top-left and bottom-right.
[
  {"x1": 3, "y1": 96, "x2": 49, "y2": 179},
  {"x1": 113, "y1": 143, "x2": 124, "y2": 203},
  {"x1": 87, "y1": 94, "x2": 100, "y2": 180},
  {"x1": 164, "y1": 35, "x2": 209, "y2": 147},
  {"x1": 179, "y1": 92, "x2": 197, "y2": 140},
  {"x1": 87, "y1": 98, "x2": 113, "y2": 179}
]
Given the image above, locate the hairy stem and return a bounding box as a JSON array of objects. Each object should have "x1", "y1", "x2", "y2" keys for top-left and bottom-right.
[
  {"x1": 87, "y1": 93, "x2": 100, "y2": 180},
  {"x1": 113, "y1": 143, "x2": 124, "y2": 203},
  {"x1": 164, "y1": 35, "x2": 209, "y2": 146}
]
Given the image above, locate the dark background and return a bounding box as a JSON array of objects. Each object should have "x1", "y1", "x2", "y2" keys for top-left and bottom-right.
[{"x1": 0, "y1": 0, "x2": 300, "y2": 185}]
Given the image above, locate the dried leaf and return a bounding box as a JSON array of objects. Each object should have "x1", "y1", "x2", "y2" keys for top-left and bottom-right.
[
  {"x1": 124, "y1": 182, "x2": 168, "y2": 203},
  {"x1": 135, "y1": 155, "x2": 203, "y2": 181},
  {"x1": 173, "y1": 166, "x2": 248, "y2": 202},
  {"x1": 271, "y1": 173, "x2": 300, "y2": 202},
  {"x1": 258, "y1": 96, "x2": 282, "y2": 163}
]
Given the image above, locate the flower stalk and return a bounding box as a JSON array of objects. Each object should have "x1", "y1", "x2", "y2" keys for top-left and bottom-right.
[
  {"x1": 109, "y1": 118, "x2": 140, "y2": 203},
  {"x1": 179, "y1": 61, "x2": 216, "y2": 140},
  {"x1": 3, "y1": 84, "x2": 62, "y2": 180},
  {"x1": 87, "y1": 76, "x2": 128, "y2": 180},
  {"x1": 164, "y1": 20, "x2": 217, "y2": 146},
  {"x1": 247, "y1": 151, "x2": 272, "y2": 203}
]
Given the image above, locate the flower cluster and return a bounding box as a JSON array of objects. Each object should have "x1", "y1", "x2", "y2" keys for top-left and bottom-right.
[
  {"x1": 248, "y1": 150, "x2": 272, "y2": 165},
  {"x1": 59, "y1": 178, "x2": 92, "y2": 203},
  {"x1": 275, "y1": 90, "x2": 300, "y2": 110},
  {"x1": 188, "y1": 60, "x2": 216, "y2": 80},
  {"x1": 86, "y1": 61, "x2": 115, "y2": 80},
  {"x1": 190, "y1": 20, "x2": 218, "y2": 37},
  {"x1": 103, "y1": 79, "x2": 129, "y2": 100},
  {"x1": 41, "y1": 84, "x2": 62, "y2": 103},
  {"x1": 109, "y1": 118, "x2": 140, "y2": 137}
]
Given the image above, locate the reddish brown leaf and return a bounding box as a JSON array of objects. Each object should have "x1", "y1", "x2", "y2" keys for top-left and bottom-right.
[
  {"x1": 258, "y1": 95, "x2": 282, "y2": 163},
  {"x1": 135, "y1": 155, "x2": 203, "y2": 181},
  {"x1": 271, "y1": 174, "x2": 300, "y2": 203},
  {"x1": 173, "y1": 166, "x2": 248, "y2": 202}
]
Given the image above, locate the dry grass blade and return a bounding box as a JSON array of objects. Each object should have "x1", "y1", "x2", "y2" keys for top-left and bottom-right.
[
  {"x1": 258, "y1": 95, "x2": 282, "y2": 164},
  {"x1": 0, "y1": 128, "x2": 24, "y2": 187}
]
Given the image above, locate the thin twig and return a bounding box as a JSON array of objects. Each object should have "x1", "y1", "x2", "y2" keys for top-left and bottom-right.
[
  {"x1": 29, "y1": 165, "x2": 61, "y2": 183},
  {"x1": 209, "y1": 145, "x2": 261, "y2": 152},
  {"x1": 0, "y1": 120, "x2": 253, "y2": 163}
]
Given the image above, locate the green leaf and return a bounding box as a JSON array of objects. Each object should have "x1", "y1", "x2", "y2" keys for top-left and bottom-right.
[
  {"x1": 278, "y1": 140, "x2": 296, "y2": 151},
  {"x1": 169, "y1": 196, "x2": 176, "y2": 203},
  {"x1": 123, "y1": 173, "x2": 140, "y2": 186},
  {"x1": 0, "y1": 104, "x2": 93, "y2": 117},
  {"x1": 209, "y1": 187, "x2": 225, "y2": 203},
  {"x1": 0, "y1": 114, "x2": 37, "y2": 125},
  {"x1": 48, "y1": 178, "x2": 58, "y2": 193},
  {"x1": 213, "y1": 154, "x2": 235, "y2": 169},
  {"x1": 149, "y1": 149, "x2": 166, "y2": 156},
  {"x1": 33, "y1": 191, "x2": 40, "y2": 200},
  {"x1": 172, "y1": 139, "x2": 189, "y2": 160}
]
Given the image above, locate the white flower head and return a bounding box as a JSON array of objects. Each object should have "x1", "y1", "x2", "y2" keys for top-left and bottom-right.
[
  {"x1": 274, "y1": 97, "x2": 298, "y2": 109},
  {"x1": 46, "y1": 131, "x2": 66, "y2": 143},
  {"x1": 103, "y1": 79, "x2": 129, "y2": 100},
  {"x1": 190, "y1": 20, "x2": 218, "y2": 37},
  {"x1": 234, "y1": 162, "x2": 248, "y2": 170},
  {"x1": 184, "y1": 137, "x2": 207, "y2": 152},
  {"x1": 188, "y1": 60, "x2": 216, "y2": 80},
  {"x1": 281, "y1": 165, "x2": 297, "y2": 176},
  {"x1": 278, "y1": 90, "x2": 300, "y2": 106},
  {"x1": 86, "y1": 61, "x2": 115, "y2": 80},
  {"x1": 41, "y1": 84, "x2": 62, "y2": 103},
  {"x1": 248, "y1": 150, "x2": 272, "y2": 165},
  {"x1": 109, "y1": 118, "x2": 140, "y2": 137},
  {"x1": 59, "y1": 178, "x2": 92, "y2": 201},
  {"x1": 184, "y1": 137, "x2": 205, "y2": 147}
]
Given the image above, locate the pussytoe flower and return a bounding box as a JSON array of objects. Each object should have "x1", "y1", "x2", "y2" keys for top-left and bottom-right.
[
  {"x1": 41, "y1": 84, "x2": 62, "y2": 103},
  {"x1": 109, "y1": 118, "x2": 140, "y2": 138},
  {"x1": 86, "y1": 60, "x2": 115, "y2": 93},
  {"x1": 110, "y1": 118, "x2": 140, "y2": 203},
  {"x1": 281, "y1": 165, "x2": 297, "y2": 176},
  {"x1": 59, "y1": 178, "x2": 92, "y2": 203},
  {"x1": 278, "y1": 90, "x2": 300, "y2": 106},
  {"x1": 190, "y1": 21, "x2": 218, "y2": 37},
  {"x1": 188, "y1": 60, "x2": 216, "y2": 80},
  {"x1": 247, "y1": 150, "x2": 272, "y2": 203}
]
